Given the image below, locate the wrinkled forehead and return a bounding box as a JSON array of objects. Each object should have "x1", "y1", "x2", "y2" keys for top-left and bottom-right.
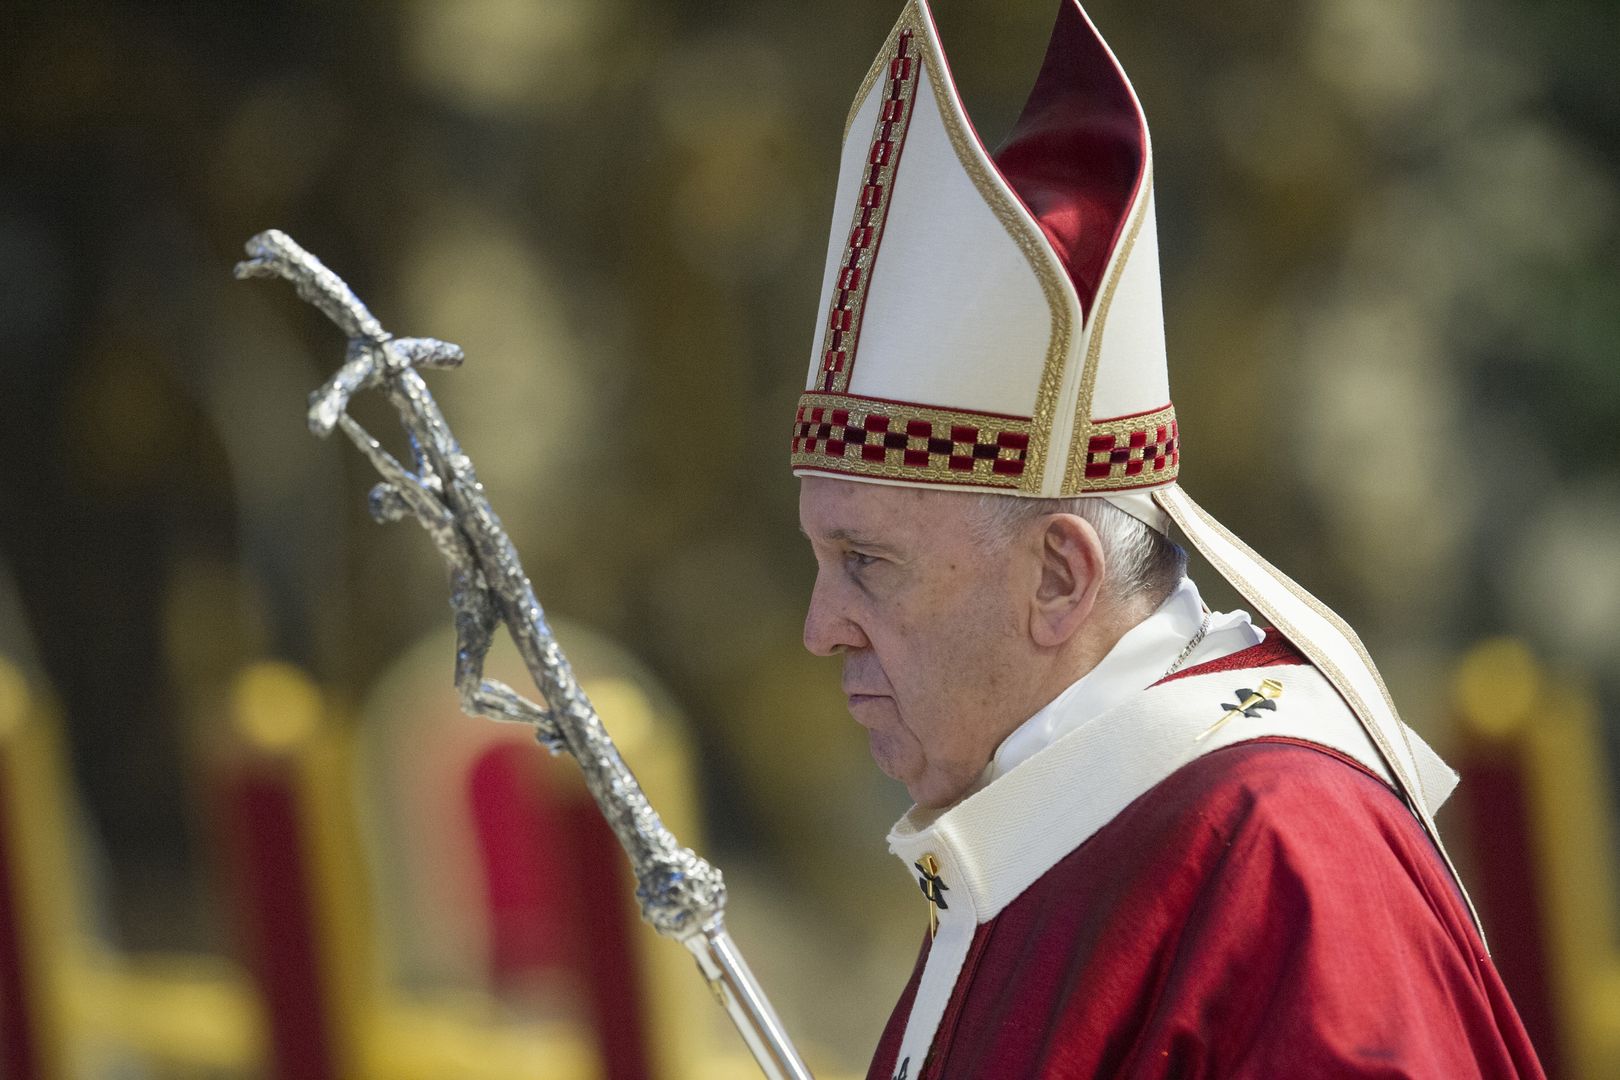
[{"x1": 798, "y1": 474, "x2": 983, "y2": 544}]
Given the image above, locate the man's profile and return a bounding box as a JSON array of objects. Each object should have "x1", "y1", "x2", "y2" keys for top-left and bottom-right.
[{"x1": 789, "y1": 1, "x2": 1546, "y2": 1075}]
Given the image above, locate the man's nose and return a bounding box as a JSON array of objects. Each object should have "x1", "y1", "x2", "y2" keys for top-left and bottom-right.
[{"x1": 803, "y1": 571, "x2": 867, "y2": 656}]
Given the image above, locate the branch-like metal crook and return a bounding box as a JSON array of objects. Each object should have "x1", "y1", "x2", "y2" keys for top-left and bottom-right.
[{"x1": 236, "y1": 230, "x2": 812, "y2": 1080}]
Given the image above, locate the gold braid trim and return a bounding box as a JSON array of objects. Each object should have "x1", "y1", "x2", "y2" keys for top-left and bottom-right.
[
  {"x1": 1063, "y1": 171, "x2": 1155, "y2": 492},
  {"x1": 792, "y1": 391, "x2": 1033, "y2": 489},
  {"x1": 909, "y1": 6, "x2": 1072, "y2": 495},
  {"x1": 843, "y1": 8, "x2": 910, "y2": 142}
]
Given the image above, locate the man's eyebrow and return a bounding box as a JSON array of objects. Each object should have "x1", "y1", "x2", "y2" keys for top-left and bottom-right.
[{"x1": 800, "y1": 525, "x2": 892, "y2": 549}]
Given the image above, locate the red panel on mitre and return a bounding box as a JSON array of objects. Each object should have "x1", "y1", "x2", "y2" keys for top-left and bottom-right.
[{"x1": 994, "y1": 0, "x2": 1148, "y2": 320}]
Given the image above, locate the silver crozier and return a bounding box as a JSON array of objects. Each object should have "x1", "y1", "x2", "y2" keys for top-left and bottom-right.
[{"x1": 235, "y1": 230, "x2": 813, "y2": 1080}]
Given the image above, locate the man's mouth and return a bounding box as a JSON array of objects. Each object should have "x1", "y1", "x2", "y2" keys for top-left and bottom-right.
[{"x1": 845, "y1": 692, "x2": 891, "y2": 723}]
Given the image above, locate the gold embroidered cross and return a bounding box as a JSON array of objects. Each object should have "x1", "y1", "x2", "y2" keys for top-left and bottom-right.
[
  {"x1": 915, "y1": 853, "x2": 947, "y2": 938},
  {"x1": 1196, "y1": 677, "x2": 1284, "y2": 742}
]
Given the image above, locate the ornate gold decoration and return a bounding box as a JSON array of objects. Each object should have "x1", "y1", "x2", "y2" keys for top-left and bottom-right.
[
  {"x1": 1071, "y1": 404, "x2": 1179, "y2": 490},
  {"x1": 844, "y1": 8, "x2": 911, "y2": 142},
  {"x1": 1063, "y1": 172, "x2": 1156, "y2": 492},
  {"x1": 828, "y1": 2, "x2": 1166, "y2": 498},
  {"x1": 1196, "y1": 678, "x2": 1284, "y2": 742},
  {"x1": 792, "y1": 391, "x2": 1033, "y2": 489},
  {"x1": 816, "y1": 15, "x2": 924, "y2": 397},
  {"x1": 910, "y1": 5, "x2": 1072, "y2": 495},
  {"x1": 916, "y1": 853, "x2": 944, "y2": 938}
]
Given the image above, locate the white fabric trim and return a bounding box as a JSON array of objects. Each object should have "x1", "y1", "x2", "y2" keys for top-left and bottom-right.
[
  {"x1": 883, "y1": 660, "x2": 1456, "y2": 1072},
  {"x1": 886, "y1": 856, "x2": 974, "y2": 1080},
  {"x1": 987, "y1": 576, "x2": 1261, "y2": 784},
  {"x1": 1101, "y1": 489, "x2": 1171, "y2": 533}
]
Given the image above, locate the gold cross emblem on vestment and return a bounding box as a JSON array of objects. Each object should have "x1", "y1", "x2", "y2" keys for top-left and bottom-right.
[
  {"x1": 1196, "y1": 677, "x2": 1284, "y2": 742},
  {"x1": 915, "y1": 853, "x2": 947, "y2": 938}
]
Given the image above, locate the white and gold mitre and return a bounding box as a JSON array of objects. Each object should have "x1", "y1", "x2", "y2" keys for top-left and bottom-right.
[
  {"x1": 790, "y1": 0, "x2": 1173, "y2": 507},
  {"x1": 790, "y1": 0, "x2": 1485, "y2": 938}
]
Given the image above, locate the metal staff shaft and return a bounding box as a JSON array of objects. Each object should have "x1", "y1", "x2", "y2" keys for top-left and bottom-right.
[
  {"x1": 687, "y1": 925, "x2": 811, "y2": 1079},
  {"x1": 235, "y1": 229, "x2": 812, "y2": 1080}
]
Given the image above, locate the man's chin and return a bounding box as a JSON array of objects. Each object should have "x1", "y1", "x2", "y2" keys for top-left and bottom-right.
[
  {"x1": 902, "y1": 763, "x2": 982, "y2": 810},
  {"x1": 858, "y1": 718, "x2": 967, "y2": 807},
  {"x1": 875, "y1": 759, "x2": 966, "y2": 810},
  {"x1": 865, "y1": 729, "x2": 915, "y2": 783}
]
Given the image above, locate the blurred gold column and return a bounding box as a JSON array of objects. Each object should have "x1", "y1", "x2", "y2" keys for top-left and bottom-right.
[
  {"x1": 0, "y1": 657, "x2": 263, "y2": 1077},
  {"x1": 0, "y1": 657, "x2": 72, "y2": 1079}
]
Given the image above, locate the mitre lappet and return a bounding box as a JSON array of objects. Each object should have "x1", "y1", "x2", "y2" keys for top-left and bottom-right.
[{"x1": 790, "y1": 0, "x2": 1473, "y2": 920}]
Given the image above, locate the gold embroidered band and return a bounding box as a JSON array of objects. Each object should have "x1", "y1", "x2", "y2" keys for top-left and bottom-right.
[
  {"x1": 1072, "y1": 405, "x2": 1180, "y2": 490},
  {"x1": 792, "y1": 392, "x2": 1032, "y2": 489},
  {"x1": 793, "y1": 396, "x2": 1179, "y2": 494},
  {"x1": 816, "y1": 29, "x2": 921, "y2": 395}
]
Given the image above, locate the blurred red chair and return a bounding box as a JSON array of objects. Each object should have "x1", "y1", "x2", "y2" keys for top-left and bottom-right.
[
  {"x1": 1453, "y1": 639, "x2": 1620, "y2": 1080},
  {"x1": 213, "y1": 659, "x2": 598, "y2": 1079},
  {"x1": 352, "y1": 621, "x2": 719, "y2": 1079}
]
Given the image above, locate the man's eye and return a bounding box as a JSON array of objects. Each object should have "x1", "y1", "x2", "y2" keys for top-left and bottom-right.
[{"x1": 847, "y1": 551, "x2": 879, "y2": 570}]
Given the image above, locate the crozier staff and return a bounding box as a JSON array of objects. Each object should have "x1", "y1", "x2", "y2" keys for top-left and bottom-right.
[{"x1": 788, "y1": 2, "x2": 1546, "y2": 1077}]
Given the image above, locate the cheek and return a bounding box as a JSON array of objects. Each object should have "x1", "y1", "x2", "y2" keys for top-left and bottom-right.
[{"x1": 890, "y1": 580, "x2": 1020, "y2": 744}]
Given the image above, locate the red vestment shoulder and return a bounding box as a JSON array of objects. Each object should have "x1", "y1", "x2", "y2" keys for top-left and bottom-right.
[{"x1": 867, "y1": 740, "x2": 1545, "y2": 1079}]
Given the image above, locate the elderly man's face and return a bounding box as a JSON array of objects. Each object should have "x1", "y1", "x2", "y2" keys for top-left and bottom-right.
[{"x1": 799, "y1": 476, "x2": 1035, "y2": 808}]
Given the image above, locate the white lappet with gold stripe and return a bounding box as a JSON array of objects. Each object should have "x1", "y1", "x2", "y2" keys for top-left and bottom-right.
[{"x1": 788, "y1": 0, "x2": 1481, "y2": 971}]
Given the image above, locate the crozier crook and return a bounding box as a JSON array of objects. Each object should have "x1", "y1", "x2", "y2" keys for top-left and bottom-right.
[{"x1": 235, "y1": 229, "x2": 813, "y2": 1080}]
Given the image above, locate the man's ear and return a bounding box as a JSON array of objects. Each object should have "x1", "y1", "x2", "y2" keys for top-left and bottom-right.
[{"x1": 1030, "y1": 514, "x2": 1105, "y2": 648}]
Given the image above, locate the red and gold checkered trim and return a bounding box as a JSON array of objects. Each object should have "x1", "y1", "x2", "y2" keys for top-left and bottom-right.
[
  {"x1": 791, "y1": 392, "x2": 1032, "y2": 489},
  {"x1": 791, "y1": 398, "x2": 1180, "y2": 494},
  {"x1": 817, "y1": 29, "x2": 921, "y2": 395},
  {"x1": 1074, "y1": 407, "x2": 1179, "y2": 490}
]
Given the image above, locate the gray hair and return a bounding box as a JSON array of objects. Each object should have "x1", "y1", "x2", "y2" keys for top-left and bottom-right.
[{"x1": 970, "y1": 494, "x2": 1187, "y2": 610}]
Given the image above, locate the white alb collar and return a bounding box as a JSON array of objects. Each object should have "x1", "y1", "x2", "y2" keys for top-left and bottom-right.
[{"x1": 987, "y1": 576, "x2": 1263, "y2": 784}]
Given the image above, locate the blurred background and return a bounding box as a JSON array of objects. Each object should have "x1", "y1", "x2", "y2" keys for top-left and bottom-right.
[{"x1": 0, "y1": 0, "x2": 1615, "y2": 1076}]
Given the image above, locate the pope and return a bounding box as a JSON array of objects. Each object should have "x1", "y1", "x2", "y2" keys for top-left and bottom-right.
[{"x1": 789, "y1": 2, "x2": 1547, "y2": 1077}]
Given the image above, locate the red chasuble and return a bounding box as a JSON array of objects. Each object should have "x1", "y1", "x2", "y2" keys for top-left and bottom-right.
[{"x1": 867, "y1": 736, "x2": 1545, "y2": 1079}]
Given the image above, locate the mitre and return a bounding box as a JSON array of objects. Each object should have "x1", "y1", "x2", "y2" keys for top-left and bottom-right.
[{"x1": 789, "y1": 0, "x2": 1478, "y2": 930}]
